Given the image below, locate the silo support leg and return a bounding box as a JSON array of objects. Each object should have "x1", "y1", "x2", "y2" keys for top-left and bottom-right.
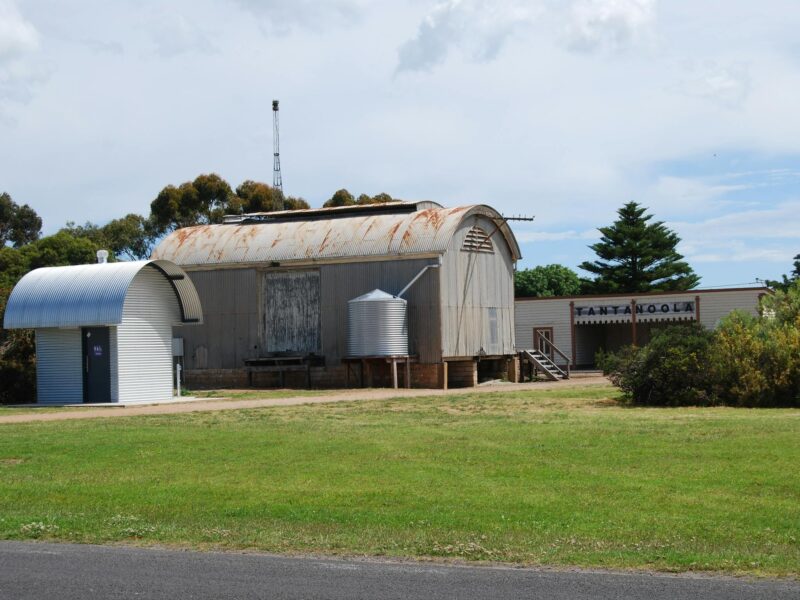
[
  {"x1": 392, "y1": 359, "x2": 398, "y2": 389},
  {"x1": 405, "y1": 357, "x2": 411, "y2": 389}
]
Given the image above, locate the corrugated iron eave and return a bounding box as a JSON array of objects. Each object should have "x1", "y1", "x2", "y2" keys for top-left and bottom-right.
[{"x1": 172, "y1": 252, "x2": 445, "y2": 271}]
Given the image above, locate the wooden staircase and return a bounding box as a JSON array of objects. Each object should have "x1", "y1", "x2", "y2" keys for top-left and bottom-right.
[{"x1": 520, "y1": 332, "x2": 571, "y2": 381}]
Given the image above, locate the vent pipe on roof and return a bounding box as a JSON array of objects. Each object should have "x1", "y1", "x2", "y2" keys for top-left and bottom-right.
[{"x1": 96, "y1": 249, "x2": 109, "y2": 264}]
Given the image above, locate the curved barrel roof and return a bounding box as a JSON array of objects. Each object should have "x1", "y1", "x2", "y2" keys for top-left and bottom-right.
[
  {"x1": 152, "y1": 204, "x2": 522, "y2": 267},
  {"x1": 3, "y1": 260, "x2": 203, "y2": 329}
]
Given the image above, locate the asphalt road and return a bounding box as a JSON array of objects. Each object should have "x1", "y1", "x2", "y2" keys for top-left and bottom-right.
[{"x1": 1, "y1": 542, "x2": 798, "y2": 600}]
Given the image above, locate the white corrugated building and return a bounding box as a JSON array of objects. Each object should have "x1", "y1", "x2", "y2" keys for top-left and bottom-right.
[
  {"x1": 3, "y1": 260, "x2": 202, "y2": 404},
  {"x1": 515, "y1": 287, "x2": 769, "y2": 370}
]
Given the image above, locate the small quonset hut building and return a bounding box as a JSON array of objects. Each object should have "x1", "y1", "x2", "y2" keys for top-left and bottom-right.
[
  {"x1": 3, "y1": 260, "x2": 202, "y2": 404},
  {"x1": 151, "y1": 201, "x2": 522, "y2": 389}
]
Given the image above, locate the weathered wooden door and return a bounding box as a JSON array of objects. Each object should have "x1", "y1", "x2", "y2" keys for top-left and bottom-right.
[
  {"x1": 533, "y1": 326, "x2": 554, "y2": 360},
  {"x1": 263, "y1": 271, "x2": 321, "y2": 354}
]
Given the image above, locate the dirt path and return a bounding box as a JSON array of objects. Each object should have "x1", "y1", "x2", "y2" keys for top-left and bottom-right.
[{"x1": 0, "y1": 376, "x2": 610, "y2": 425}]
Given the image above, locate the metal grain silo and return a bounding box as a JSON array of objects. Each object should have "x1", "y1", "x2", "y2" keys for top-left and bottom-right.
[{"x1": 347, "y1": 289, "x2": 408, "y2": 357}]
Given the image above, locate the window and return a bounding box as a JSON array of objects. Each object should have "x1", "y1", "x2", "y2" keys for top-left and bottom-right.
[{"x1": 488, "y1": 307, "x2": 498, "y2": 346}]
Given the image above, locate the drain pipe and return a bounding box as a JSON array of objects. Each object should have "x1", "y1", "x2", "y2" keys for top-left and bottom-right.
[{"x1": 397, "y1": 258, "x2": 441, "y2": 299}]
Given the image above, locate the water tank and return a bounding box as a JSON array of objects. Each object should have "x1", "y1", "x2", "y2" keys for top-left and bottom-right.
[{"x1": 347, "y1": 289, "x2": 408, "y2": 357}]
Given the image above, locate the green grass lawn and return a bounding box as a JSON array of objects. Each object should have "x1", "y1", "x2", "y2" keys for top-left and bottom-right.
[{"x1": 0, "y1": 384, "x2": 798, "y2": 576}]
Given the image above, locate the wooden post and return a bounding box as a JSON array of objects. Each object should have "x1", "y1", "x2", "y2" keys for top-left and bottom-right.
[
  {"x1": 695, "y1": 295, "x2": 701, "y2": 324},
  {"x1": 405, "y1": 357, "x2": 411, "y2": 389},
  {"x1": 569, "y1": 301, "x2": 577, "y2": 366},
  {"x1": 442, "y1": 361, "x2": 448, "y2": 390},
  {"x1": 631, "y1": 299, "x2": 638, "y2": 346},
  {"x1": 391, "y1": 358, "x2": 398, "y2": 389}
]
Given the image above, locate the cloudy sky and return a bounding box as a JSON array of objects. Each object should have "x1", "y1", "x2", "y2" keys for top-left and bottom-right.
[{"x1": 1, "y1": 0, "x2": 799, "y2": 286}]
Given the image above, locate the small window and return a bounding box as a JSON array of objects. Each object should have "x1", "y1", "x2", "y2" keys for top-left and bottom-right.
[
  {"x1": 462, "y1": 225, "x2": 494, "y2": 253},
  {"x1": 488, "y1": 307, "x2": 498, "y2": 346}
]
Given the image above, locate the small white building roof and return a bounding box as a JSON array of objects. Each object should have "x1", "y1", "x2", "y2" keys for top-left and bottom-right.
[{"x1": 3, "y1": 259, "x2": 203, "y2": 329}]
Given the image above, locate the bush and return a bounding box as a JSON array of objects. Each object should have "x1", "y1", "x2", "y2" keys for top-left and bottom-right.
[
  {"x1": 602, "y1": 285, "x2": 800, "y2": 407},
  {"x1": 0, "y1": 287, "x2": 36, "y2": 404},
  {"x1": 0, "y1": 329, "x2": 36, "y2": 404},
  {"x1": 604, "y1": 324, "x2": 715, "y2": 406},
  {"x1": 711, "y1": 310, "x2": 800, "y2": 407}
]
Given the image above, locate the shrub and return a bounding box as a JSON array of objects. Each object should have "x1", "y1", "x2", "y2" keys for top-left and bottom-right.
[
  {"x1": 0, "y1": 287, "x2": 36, "y2": 404},
  {"x1": 0, "y1": 330, "x2": 36, "y2": 404},
  {"x1": 711, "y1": 310, "x2": 800, "y2": 407},
  {"x1": 602, "y1": 324, "x2": 715, "y2": 406}
]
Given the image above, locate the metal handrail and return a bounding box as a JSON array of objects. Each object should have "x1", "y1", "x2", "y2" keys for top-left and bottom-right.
[{"x1": 535, "y1": 331, "x2": 571, "y2": 377}]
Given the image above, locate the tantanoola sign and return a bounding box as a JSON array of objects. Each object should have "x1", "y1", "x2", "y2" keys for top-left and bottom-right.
[{"x1": 574, "y1": 300, "x2": 695, "y2": 321}]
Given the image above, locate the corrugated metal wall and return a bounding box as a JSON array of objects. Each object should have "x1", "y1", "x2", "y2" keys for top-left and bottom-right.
[
  {"x1": 117, "y1": 265, "x2": 181, "y2": 402},
  {"x1": 180, "y1": 260, "x2": 442, "y2": 368},
  {"x1": 35, "y1": 328, "x2": 82, "y2": 404},
  {"x1": 440, "y1": 215, "x2": 516, "y2": 358},
  {"x1": 110, "y1": 326, "x2": 118, "y2": 401},
  {"x1": 699, "y1": 289, "x2": 763, "y2": 326},
  {"x1": 179, "y1": 269, "x2": 259, "y2": 369},
  {"x1": 320, "y1": 259, "x2": 441, "y2": 364},
  {"x1": 514, "y1": 298, "x2": 572, "y2": 354}
]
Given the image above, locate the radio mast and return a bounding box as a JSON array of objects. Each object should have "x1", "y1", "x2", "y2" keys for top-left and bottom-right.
[{"x1": 272, "y1": 99, "x2": 283, "y2": 211}]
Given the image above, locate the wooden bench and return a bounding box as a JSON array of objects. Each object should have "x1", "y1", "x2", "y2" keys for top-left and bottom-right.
[{"x1": 244, "y1": 355, "x2": 318, "y2": 388}]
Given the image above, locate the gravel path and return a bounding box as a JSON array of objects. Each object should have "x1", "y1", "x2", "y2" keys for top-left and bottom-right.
[{"x1": 0, "y1": 377, "x2": 610, "y2": 424}]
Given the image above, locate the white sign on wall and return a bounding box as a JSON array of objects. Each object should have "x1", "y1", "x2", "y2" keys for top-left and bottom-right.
[{"x1": 574, "y1": 300, "x2": 695, "y2": 322}]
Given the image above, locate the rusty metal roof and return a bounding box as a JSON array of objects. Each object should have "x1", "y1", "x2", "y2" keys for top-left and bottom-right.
[
  {"x1": 152, "y1": 205, "x2": 522, "y2": 267},
  {"x1": 3, "y1": 260, "x2": 203, "y2": 329}
]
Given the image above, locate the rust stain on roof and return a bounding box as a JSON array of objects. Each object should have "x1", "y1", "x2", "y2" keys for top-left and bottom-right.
[
  {"x1": 152, "y1": 204, "x2": 521, "y2": 265},
  {"x1": 318, "y1": 229, "x2": 333, "y2": 254},
  {"x1": 385, "y1": 221, "x2": 402, "y2": 251}
]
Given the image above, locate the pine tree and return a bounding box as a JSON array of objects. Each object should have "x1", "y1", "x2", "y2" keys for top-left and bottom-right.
[
  {"x1": 579, "y1": 202, "x2": 700, "y2": 293},
  {"x1": 766, "y1": 253, "x2": 800, "y2": 291}
]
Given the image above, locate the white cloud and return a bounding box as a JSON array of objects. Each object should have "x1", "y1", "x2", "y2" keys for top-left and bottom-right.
[
  {"x1": 515, "y1": 229, "x2": 597, "y2": 243},
  {"x1": 0, "y1": 0, "x2": 37, "y2": 62},
  {"x1": 565, "y1": 0, "x2": 656, "y2": 53},
  {"x1": 232, "y1": 0, "x2": 364, "y2": 34},
  {"x1": 151, "y1": 15, "x2": 217, "y2": 58},
  {"x1": 672, "y1": 61, "x2": 751, "y2": 109},
  {"x1": 396, "y1": 0, "x2": 540, "y2": 73},
  {"x1": 675, "y1": 201, "x2": 800, "y2": 264},
  {"x1": 639, "y1": 175, "x2": 751, "y2": 219},
  {"x1": 0, "y1": 1, "x2": 44, "y2": 109}
]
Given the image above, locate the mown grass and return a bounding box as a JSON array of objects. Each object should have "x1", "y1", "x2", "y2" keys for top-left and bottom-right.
[{"x1": 0, "y1": 384, "x2": 798, "y2": 576}]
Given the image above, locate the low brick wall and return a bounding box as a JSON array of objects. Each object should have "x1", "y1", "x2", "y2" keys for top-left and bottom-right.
[
  {"x1": 411, "y1": 363, "x2": 445, "y2": 389},
  {"x1": 446, "y1": 360, "x2": 477, "y2": 388},
  {"x1": 185, "y1": 363, "x2": 447, "y2": 390},
  {"x1": 184, "y1": 369, "x2": 249, "y2": 389}
]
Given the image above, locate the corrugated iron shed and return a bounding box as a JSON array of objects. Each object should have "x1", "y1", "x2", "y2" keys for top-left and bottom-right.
[
  {"x1": 152, "y1": 205, "x2": 521, "y2": 267},
  {"x1": 3, "y1": 260, "x2": 203, "y2": 329}
]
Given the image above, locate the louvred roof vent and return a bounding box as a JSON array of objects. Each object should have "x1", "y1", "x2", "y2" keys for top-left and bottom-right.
[{"x1": 462, "y1": 225, "x2": 494, "y2": 253}]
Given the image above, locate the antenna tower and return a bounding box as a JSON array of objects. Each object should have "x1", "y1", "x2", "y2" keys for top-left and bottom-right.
[{"x1": 272, "y1": 99, "x2": 283, "y2": 211}]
